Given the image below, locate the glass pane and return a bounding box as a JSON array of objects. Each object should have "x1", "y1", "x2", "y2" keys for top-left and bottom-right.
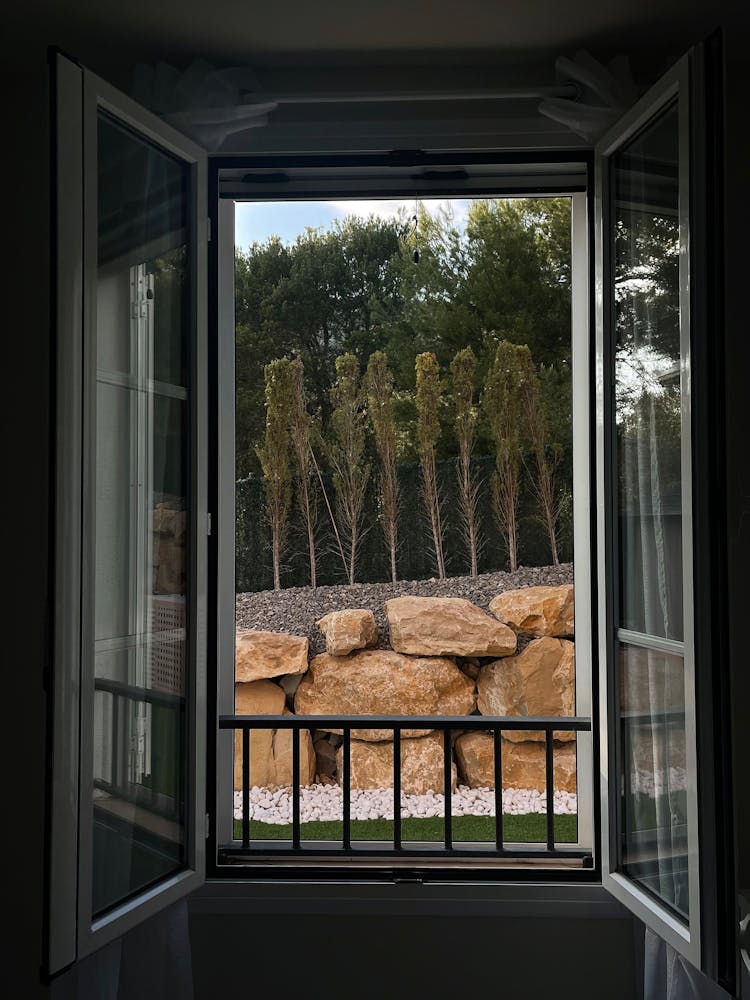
[
  {"x1": 91, "y1": 113, "x2": 190, "y2": 918},
  {"x1": 619, "y1": 642, "x2": 688, "y2": 917},
  {"x1": 614, "y1": 104, "x2": 683, "y2": 641}
]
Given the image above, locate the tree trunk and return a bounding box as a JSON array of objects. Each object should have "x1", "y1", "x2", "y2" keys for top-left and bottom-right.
[{"x1": 272, "y1": 523, "x2": 281, "y2": 591}]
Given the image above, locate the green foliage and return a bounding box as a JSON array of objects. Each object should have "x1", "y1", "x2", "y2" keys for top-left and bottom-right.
[
  {"x1": 415, "y1": 352, "x2": 447, "y2": 578},
  {"x1": 235, "y1": 198, "x2": 573, "y2": 475},
  {"x1": 450, "y1": 347, "x2": 478, "y2": 453},
  {"x1": 483, "y1": 341, "x2": 535, "y2": 571},
  {"x1": 415, "y1": 352, "x2": 443, "y2": 457},
  {"x1": 451, "y1": 347, "x2": 481, "y2": 576},
  {"x1": 256, "y1": 358, "x2": 295, "y2": 589},
  {"x1": 327, "y1": 353, "x2": 370, "y2": 583},
  {"x1": 288, "y1": 357, "x2": 319, "y2": 587},
  {"x1": 365, "y1": 351, "x2": 400, "y2": 582},
  {"x1": 236, "y1": 198, "x2": 576, "y2": 586}
]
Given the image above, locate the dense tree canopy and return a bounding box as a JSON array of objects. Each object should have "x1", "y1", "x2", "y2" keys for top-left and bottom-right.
[{"x1": 235, "y1": 197, "x2": 573, "y2": 479}]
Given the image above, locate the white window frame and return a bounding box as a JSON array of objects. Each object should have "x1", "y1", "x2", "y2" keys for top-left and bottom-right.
[
  {"x1": 49, "y1": 53, "x2": 208, "y2": 973},
  {"x1": 595, "y1": 52, "x2": 708, "y2": 971},
  {"x1": 212, "y1": 171, "x2": 595, "y2": 870}
]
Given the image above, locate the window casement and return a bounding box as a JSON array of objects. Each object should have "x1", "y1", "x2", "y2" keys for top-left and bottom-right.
[
  {"x1": 49, "y1": 40, "x2": 735, "y2": 993},
  {"x1": 210, "y1": 171, "x2": 595, "y2": 875}
]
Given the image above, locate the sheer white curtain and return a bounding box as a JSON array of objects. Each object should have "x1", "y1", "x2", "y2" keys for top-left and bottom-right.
[{"x1": 644, "y1": 927, "x2": 729, "y2": 1000}]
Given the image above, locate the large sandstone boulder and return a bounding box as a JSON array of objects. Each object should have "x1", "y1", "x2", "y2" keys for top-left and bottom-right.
[
  {"x1": 455, "y1": 732, "x2": 577, "y2": 793},
  {"x1": 385, "y1": 596, "x2": 516, "y2": 658},
  {"x1": 477, "y1": 637, "x2": 575, "y2": 742},
  {"x1": 295, "y1": 649, "x2": 476, "y2": 741},
  {"x1": 235, "y1": 629, "x2": 309, "y2": 682},
  {"x1": 233, "y1": 680, "x2": 315, "y2": 789},
  {"x1": 152, "y1": 504, "x2": 187, "y2": 594},
  {"x1": 489, "y1": 584, "x2": 574, "y2": 638},
  {"x1": 317, "y1": 609, "x2": 378, "y2": 656},
  {"x1": 337, "y1": 732, "x2": 456, "y2": 794}
]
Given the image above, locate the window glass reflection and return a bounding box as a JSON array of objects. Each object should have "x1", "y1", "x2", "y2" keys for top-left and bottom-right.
[
  {"x1": 614, "y1": 105, "x2": 683, "y2": 642},
  {"x1": 92, "y1": 114, "x2": 190, "y2": 917}
]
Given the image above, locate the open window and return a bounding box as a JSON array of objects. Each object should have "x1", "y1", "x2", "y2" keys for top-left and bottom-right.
[
  {"x1": 595, "y1": 43, "x2": 733, "y2": 983},
  {"x1": 49, "y1": 39, "x2": 734, "y2": 992},
  {"x1": 49, "y1": 53, "x2": 207, "y2": 973},
  {"x1": 210, "y1": 166, "x2": 596, "y2": 873}
]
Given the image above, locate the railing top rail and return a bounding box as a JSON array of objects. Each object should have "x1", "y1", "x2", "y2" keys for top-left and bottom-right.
[
  {"x1": 219, "y1": 714, "x2": 591, "y2": 731},
  {"x1": 94, "y1": 676, "x2": 185, "y2": 708}
]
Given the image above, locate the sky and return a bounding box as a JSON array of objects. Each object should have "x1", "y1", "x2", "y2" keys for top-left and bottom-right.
[{"x1": 235, "y1": 197, "x2": 472, "y2": 249}]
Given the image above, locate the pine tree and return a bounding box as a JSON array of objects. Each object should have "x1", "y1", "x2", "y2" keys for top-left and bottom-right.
[
  {"x1": 483, "y1": 341, "x2": 534, "y2": 572},
  {"x1": 365, "y1": 351, "x2": 400, "y2": 584},
  {"x1": 327, "y1": 353, "x2": 370, "y2": 585},
  {"x1": 288, "y1": 357, "x2": 319, "y2": 587},
  {"x1": 451, "y1": 347, "x2": 482, "y2": 577},
  {"x1": 256, "y1": 358, "x2": 294, "y2": 590},
  {"x1": 415, "y1": 352, "x2": 446, "y2": 580}
]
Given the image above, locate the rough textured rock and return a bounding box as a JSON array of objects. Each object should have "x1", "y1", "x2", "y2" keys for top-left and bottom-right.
[
  {"x1": 317, "y1": 608, "x2": 378, "y2": 656},
  {"x1": 385, "y1": 596, "x2": 517, "y2": 658},
  {"x1": 489, "y1": 584, "x2": 574, "y2": 638},
  {"x1": 295, "y1": 649, "x2": 476, "y2": 741},
  {"x1": 236, "y1": 564, "x2": 574, "y2": 656},
  {"x1": 233, "y1": 681, "x2": 315, "y2": 789},
  {"x1": 235, "y1": 629, "x2": 309, "y2": 682},
  {"x1": 152, "y1": 504, "x2": 187, "y2": 594},
  {"x1": 313, "y1": 734, "x2": 338, "y2": 778},
  {"x1": 337, "y1": 732, "x2": 456, "y2": 794},
  {"x1": 455, "y1": 732, "x2": 577, "y2": 792},
  {"x1": 279, "y1": 672, "x2": 304, "y2": 704},
  {"x1": 477, "y1": 637, "x2": 576, "y2": 741}
]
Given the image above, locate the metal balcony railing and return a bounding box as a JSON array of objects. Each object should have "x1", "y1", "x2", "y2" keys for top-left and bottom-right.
[
  {"x1": 219, "y1": 713, "x2": 592, "y2": 864},
  {"x1": 94, "y1": 677, "x2": 185, "y2": 823}
]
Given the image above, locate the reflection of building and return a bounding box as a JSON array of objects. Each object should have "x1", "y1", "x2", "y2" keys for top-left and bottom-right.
[{"x1": 149, "y1": 595, "x2": 186, "y2": 695}]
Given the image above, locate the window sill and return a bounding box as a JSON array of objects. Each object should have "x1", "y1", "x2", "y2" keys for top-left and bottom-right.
[{"x1": 190, "y1": 878, "x2": 629, "y2": 920}]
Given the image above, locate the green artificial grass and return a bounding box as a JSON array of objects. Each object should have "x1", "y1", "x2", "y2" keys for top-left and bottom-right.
[{"x1": 233, "y1": 813, "x2": 577, "y2": 844}]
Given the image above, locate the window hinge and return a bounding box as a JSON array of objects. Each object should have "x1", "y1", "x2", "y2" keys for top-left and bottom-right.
[
  {"x1": 207, "y1": 217, "x2": 212, "y2": 243},
  {"x1": 207, "y1": 513, "x2": 212, "y2": 536},
  {"x1": 205, "y1": 812, "x2": 211, "y2": 839}
]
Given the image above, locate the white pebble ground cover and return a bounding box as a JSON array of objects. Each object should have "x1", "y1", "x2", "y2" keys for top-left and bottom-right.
[{"x1": 234, "y1": 784, "x2": 578, "y2": 825}]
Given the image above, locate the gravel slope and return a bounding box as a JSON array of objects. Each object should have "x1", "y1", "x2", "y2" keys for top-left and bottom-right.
[{"x1": 236, "y1": 563, "x2": 574, "y2": 656}]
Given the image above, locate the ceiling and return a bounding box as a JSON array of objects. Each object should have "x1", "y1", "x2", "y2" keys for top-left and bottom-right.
[
  {"x1": 6, "y1": 0, "x2": 737, "y2": 155},
  {"x1": 7, "y1": 0, "x2": 728, "y2": 79}
]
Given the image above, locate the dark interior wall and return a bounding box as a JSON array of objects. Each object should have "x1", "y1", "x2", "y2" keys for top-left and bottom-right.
[
  {"x1": 7, "y1": 5, "x2": 749, "y2": 997},
  {"x1": 722, "y1": 22, "x2": 750, "y2": 915},
  {"x1": 3, "y1": 51, "x2": 53, "y2": 1000},
  {"x1": 189, "y1": 911, "x2": 638, "y2": 1000}
]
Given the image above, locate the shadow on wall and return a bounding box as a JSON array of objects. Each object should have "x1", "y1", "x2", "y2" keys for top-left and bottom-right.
[{"x1": 189, "y1": 911, "x2": 638, "y2": 1000}]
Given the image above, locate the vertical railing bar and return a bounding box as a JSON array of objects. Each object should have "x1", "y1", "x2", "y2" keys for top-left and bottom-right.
[
  {"x1": 493, "y1": 727, "x2": 503, "y2": 851},
  {"x1": 393, "y1": 726, "x2": 401, "y2": 851},
  {"x1": 545, "y1": 728, "x2": 555, "y2": 852},
  {"x1": 443, "y1": 727, "x2": 452, "y2": 850},
  {"x1": 242, "y1": 725, "x2": 250, "y2": 849},
  {"x1": 292, "y1": 726, "x2": 301, "y2": 849},
  {"x1": 342, "y1": 727, "x2": 351, "y2": 851}
]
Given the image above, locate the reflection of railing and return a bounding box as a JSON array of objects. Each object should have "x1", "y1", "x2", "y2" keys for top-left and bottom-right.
[
  {"x1": 94, "y1": 677, "x2": 184, "y2": 824},
  {"x1": 219, "y1": 714, "x2": 592, "y2": 863}
]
